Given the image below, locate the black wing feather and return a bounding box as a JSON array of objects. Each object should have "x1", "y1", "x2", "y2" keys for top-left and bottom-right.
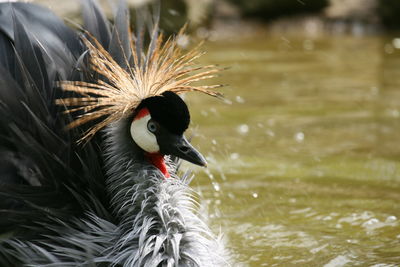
[
  {"x1": 109, "y1": 0, "x2": 132, "y2": 69},
  {"x1": 82, "y1": 0, "x2": 112, "y2": 48},
  {"x1": 0, "y1": 2, "x2": 111, "y2": 236}
]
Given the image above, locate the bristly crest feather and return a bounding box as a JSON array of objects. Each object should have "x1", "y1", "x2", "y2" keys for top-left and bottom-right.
[{"x1": 56, "y1": 27, "x2": 223, "y2": 142}]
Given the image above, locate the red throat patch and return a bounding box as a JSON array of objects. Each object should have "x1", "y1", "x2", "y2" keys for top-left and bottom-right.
[{"x1": 145, "y1": 152, "x2": 170, "y2": 178}]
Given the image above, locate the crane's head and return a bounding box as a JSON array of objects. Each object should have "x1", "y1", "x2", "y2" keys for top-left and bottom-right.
[
  {"x1": 130, "y1": 91, "x2": 206, "y2": 168},
  {"x1": 58, "y1": 32, "x2": 222, "y2": 178}
]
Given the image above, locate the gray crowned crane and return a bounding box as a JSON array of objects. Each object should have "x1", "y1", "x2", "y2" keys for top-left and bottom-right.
[{"x1": 0, "y1": 0, "x2": 227, "y2": 266}]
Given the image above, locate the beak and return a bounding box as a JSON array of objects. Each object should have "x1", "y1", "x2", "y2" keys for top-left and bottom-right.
[{"x1": 159, "y1": 134, "x2": 207, "y2": 167}]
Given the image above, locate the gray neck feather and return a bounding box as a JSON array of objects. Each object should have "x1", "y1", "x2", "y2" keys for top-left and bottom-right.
[
  {"x1": 0, "y1": 118, "x2": 228, "y2": 266},
  {"x1": 103, "y1": 118, "x2": 227, "y2": 266}
]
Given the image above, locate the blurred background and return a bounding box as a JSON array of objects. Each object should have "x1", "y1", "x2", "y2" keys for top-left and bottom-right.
[{"x1": 35, "y1": 0, "x2": 400, "y2": 266}]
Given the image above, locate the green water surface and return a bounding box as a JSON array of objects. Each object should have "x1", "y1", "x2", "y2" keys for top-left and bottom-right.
[{"x1": 187, "y1": 33, "x2": 400, "y2": 266}]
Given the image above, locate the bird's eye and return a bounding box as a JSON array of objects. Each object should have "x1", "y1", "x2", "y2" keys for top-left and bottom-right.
[{"x1": 147, "y1": 120, "x2": 158, "y2": 133}]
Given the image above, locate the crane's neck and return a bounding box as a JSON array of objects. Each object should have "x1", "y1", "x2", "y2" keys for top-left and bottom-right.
[
  {"x1": 102, "y1": 118, "x2": 225, "y2": 266},
  {"x1": 103, "y1": 118, "x2": 163, "y2": 219}
]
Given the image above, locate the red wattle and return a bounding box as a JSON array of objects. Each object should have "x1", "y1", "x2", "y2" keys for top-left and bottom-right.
[{"x1": 145, "y1": 152, "x2": 170, "y2": 178}]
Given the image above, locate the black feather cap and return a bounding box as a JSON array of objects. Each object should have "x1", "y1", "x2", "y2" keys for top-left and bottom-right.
[{"x1": 137, "y1": 91, "x2": 190, "y2": 135}]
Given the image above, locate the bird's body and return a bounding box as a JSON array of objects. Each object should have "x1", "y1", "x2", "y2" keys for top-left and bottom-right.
[{"x1": 0, "y1": 1, "x2": 226, "y2": 266}]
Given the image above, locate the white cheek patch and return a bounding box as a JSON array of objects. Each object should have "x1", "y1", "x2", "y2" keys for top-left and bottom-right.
[{"x1": 130, "y1": 114, "x2": 160, "y2": 153}]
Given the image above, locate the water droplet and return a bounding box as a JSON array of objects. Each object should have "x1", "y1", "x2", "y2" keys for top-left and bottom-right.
[
  {"x1": 390, "y1": 109, "x2": 399, "y2": 118},
  {"x1": 204, "y1": 169, "x2": 214, "y2": 180},
  {"x1": 230, "y1": 153, "x2": 239, "y2": 160},
  {"x1": 176, "y1": 34, "x2": 189, "y2": 48},
  {"x1": 168, "y1": 9, "x2": 179, "y2": 16},
  {"x1": 252, "y1": 192, "x2": 258, "y2": 198},
  {"x1": 223, "y1": 99, "x2": 233, "y2": 105},
  {"x1": 201, "y1": 110, "x2": 208, "y2": 117},
  {"x1": 295, "y1": 132, "x2": 305, "y2": 142},
  {"x1": 218, "y1": 169, "x2": 227, "y2": 181},
  {"x1": 237, "y1": 124, "x2": 249, "y2": 135},
  {"x1": 212, "y1": 182, "x2": 220, "y2": 192},
  {"x1": 205, "y1": 155, "x2": 216, "y2": 164},
  {"x1": 211, "y1": 139, "x2": 217, "y2": 145},
  {"x1": 392, "y1": 38, "x2": 400, "y2": 49},
  {"x1": 266, "y1": 129, "x2": 275, "y2": 137},
  {"x1": 235, "y1": 95, "x2": 245, "y2": 103}
]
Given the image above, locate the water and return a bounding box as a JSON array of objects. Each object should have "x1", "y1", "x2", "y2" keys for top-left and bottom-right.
[{"x1": 186, "y1": 33, "x2": 400, "y2": 266}]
